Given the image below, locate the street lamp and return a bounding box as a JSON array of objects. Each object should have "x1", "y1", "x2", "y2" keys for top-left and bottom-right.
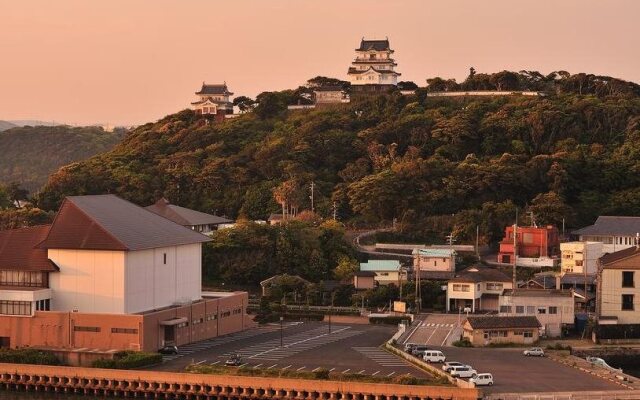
[
  {"x1": 328, "y1": 291, "x2": 335, "y2": 334},
  {"x1": 280, "y1": 316, "x2": 284, "y2": 347}
]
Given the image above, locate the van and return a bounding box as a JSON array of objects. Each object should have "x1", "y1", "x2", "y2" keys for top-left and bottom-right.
[
  {"x1": 422, "y1": 350, "x2": 446, "y2": 363},
  {"x1": 411, "y1": 345, "x2": 429, "y2": 356},
  {"x1": 449, "y1": 365, "x2": 477, "y2": 378}
]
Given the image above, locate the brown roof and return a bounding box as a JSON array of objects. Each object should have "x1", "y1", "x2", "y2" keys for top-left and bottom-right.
[
  {"x1": 502, "y1": 288, "x2": 572, "y2": 298},
  {"x1": 356, "y1": 39, "x2": 392, "y2": 52},
  {"x1": 145, "y1": 198, "x2": 231, "y2": 227},
  {"x1": 450, "y1": 266, "x2": 512, "y2": 284},
  {"x1": 466, "y1": 316, "x2": 541, "y2": 330},
  {"x1": 354, "y1": 271, "x2": 376, "y2": 277},
  {"x1": 0, "y1": 225, "x2": 58, "y2": 272},
  {"x1": 600, "y1": 246, "x2": 640, "y2": 267},
  {"x1": 38, "y1": 195, "x2": 212, "y2": 251},
  {"x1": 196, "y1": 83, "x2": 233, "y2": 96}
]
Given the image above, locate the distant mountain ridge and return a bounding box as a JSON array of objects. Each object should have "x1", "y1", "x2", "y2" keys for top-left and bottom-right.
[
  {"x1": 0, "y1": 125, "x2": 124, "y2": 193},
  {"x1": 0, "y1": 121, "x2": 17, "y2": 132}
]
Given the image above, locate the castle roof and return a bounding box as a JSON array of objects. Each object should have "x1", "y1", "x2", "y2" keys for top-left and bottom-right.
[
  {"x1": 356, "y1": 39, "x2": 392, "y2": 52},
  {"x1": 196, "y1": 83, "x2": 233, "y2": 96},
  {"x1": 347, "y1": 67, "x2": 400, "y2": 76}
]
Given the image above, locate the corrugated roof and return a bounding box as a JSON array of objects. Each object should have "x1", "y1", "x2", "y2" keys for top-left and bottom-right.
[
  {"x1": 0, "y1": 225, "x2": 58, "y2": 272},
  {"x1": 450, "y1": 266, "x2": 511, "y2": 283},
  {"x1": 416, "y1": 248, "x2": 456, "y2": 257},
  {"x1": 502, "y1": 288, "x2": 572, "y2": 298},
  {"x1": 145, "y1": 198, "x2": 231, "y2": 227},
  {"x1": 39, "y1": 195, "x2": 211, "y2": 251},
  {"x1": 573, "y1": 216, "x2": 640, "y2": 236},
  {"x1": 360, "y1": 260, "x2": 401, "y2": 272},
  {"x1": 466, "y1": 316, "x2": 541, "y2": 329}
]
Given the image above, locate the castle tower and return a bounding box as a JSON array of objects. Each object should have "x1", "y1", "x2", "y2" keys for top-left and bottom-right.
[
  {"x1": 191, "y1": 82, "x2": 234, "y2": 119},
  {"x1": 347, "y1": 38, "x2": 401, "y2": 92}
]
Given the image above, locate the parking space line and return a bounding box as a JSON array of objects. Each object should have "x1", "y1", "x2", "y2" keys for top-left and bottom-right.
[
  {"x1": 329, "y1": 368, "x2": 336, "y2": 372},
  {"x1": 357, "y1": 369, "x2": 365, "y2": 374},
  {"x1": 239, "y1": 363, "x2": 247, "y2": 368},
  {"x1": 296, "y1": 366, "x2": 306, "y2": 371},
  {"x1": 386, "y1": 372, "x2": 395, "y2": 377},
  {"x1": 253, "y1": 363, "x2": 263, "y2": 369},
  {"x1": 372, "y1": 371, "x2": 380, "y2": 376},
  {"x1": 282, "y1": 365, "x2": 292, "y2": 370},
  {"x1": 312, "y1": 367, "x2": 321, "y2": 372},
  {"x1": 210, "y1": 361, "x2": 220, "y2": 365},
  {"x1": 195, "y1": 360, "x2": 206, "y2": 365},
  {"x1": 267, "y1": 364, "x2": 277, "y2": 369},
  {"x1": 342, "y1": 368, "x2": 351, "y2": 374}
]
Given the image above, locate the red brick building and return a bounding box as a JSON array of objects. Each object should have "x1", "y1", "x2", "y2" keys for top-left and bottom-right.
[{"x1": 498, "y1": 225, "x2": 560, "y2": 267}]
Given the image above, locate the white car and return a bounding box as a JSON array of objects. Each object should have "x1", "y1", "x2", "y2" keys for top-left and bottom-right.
[
  {"x1": 523, "y1": 347, "x2": 545, "y2": 357},
  {"x1": 422, "y1": 350, "x2": 446, "y2": 363},
  {"x1": 442, "y1": 361, "x2": 469, "y2": 372},
  {"x1": 449, "y1": 366, "x2": 477, "y2": 378},
  {"x1": 469, "y1": 373, "x2": 494, "y2": 386}
]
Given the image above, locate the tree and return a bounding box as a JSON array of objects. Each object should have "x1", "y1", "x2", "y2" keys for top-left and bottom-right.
[
  {"x1": 306, "y1": 76, "x2": 350, "y2": 90},
  {"x1": 232, "y1": 96, "x2": 256, "y2": 113},
  {"x1": 526, "y1": 192, "x2": 573, "y2": 227},
  {"x1": 397, "y1": 81, "x2": 419, "y2": 90},
  {"x1": 333, "y1": 256, "x2": 358, "y2": 281}
]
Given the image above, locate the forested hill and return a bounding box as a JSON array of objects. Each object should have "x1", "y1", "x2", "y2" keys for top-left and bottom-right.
[
  {"x1": 36, "y1": 70, "x2": 640, "y2": 245},
  {"x1": 0, "y1": 125, "x2": 124, "y2": 193}
]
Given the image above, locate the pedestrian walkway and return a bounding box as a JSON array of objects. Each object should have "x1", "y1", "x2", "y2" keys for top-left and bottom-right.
[
  {"x1": 353, "y1": 347, "x2": 410, "y2": 367},
  {"x1": 421, "y1": 322, "x2": 454, "y2": 328},
  {"x1": 161, "y1": 324, "x2": 283, "y2": 362},
  {"x1": 222, "y1": 325, "x2": 362, "y2": 361}
]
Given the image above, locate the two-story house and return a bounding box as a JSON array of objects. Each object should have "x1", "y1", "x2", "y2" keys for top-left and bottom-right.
[
  {"x1": 0, "y1": 195, "x2": 248, "y2": 354},
  {"x1": 573, "y1": 216, "x2": 640, "y2": 254},
  {"x1": 596, "y1": 246, "x2": 640, "y2": 326},
  {"x1": 412, "y1": 248, "x2": 456, "y2": 279},
  {"x1": 446, "y1": 266, "x2": 513, "y2": 312},
  {"x1": 499, "y1": 289, "x2": 574, "y2": 337},
  {"x1": 498, "y1": 225, "x2": 560, "y2": 268},
  {"x1": 359, "y1": 260, "x2": 404, "y2": 286}
]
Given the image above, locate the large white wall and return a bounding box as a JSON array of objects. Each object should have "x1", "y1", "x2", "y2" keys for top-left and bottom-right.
[
  {"x1": 124, "y1": 243, "x2": 202, "y2": 314},
  {"x1": 48, "y1": 249, "x2": 126, "y2": 313}
]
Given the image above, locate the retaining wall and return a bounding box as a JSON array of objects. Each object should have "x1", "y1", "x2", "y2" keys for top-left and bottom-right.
[{"x1": 0, "y1": 363, "x2": 481, "y2": 400}]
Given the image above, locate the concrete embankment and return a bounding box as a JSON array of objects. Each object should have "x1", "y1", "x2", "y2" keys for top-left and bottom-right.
[{"x1": 0, "y1": 363, "x2": 480, "y2": 400}]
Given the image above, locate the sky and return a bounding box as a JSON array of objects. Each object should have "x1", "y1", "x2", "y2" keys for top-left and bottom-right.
[{"x1": 1, "y1": 0, "x2": 639, "y2": 126}]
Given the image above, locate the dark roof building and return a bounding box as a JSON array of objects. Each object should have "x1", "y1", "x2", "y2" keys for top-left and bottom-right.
[
  {"x1": 195, "y1": 83, "x2": 233, "y2": 96},
  {"x1": 0, "y1": 225, "x2": 57, "y2": 272},
  {"x1": 573, "y1": 216, "x2": 640, "y2": 254},
  {"x1": 465, "y1": 315, "x2": 541, "y2": 330},
  {"x1": 450, "y1": 266, "x2": 512, "y2": 283},
  {"x1": 356, "y1": 39, "x2": 392, "y2": 52},
  {"x1": 192, "y1": 82, "x2": 234, "y2": 116},
  {"x1": 145, "y1": 198, "x2": 231, "y2": 233},
  {"x1": 38, "y1": 195, "x2": 211, "y2": 251}
]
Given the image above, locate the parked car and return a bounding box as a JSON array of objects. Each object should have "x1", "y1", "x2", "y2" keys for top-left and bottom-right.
[
  {"x1": 442, "y1": 361, "x2": 469, "y2": 372},
  {"x1": 449, "y1": 366, "x2": 477, "y2": 378},
  {"x1": 423, "y1": 350, "x2": 446, "y2": 363},
  {"x1": 225, "y1": 354, "x2": 243, "y2": 366},
  {"x1": 411, "y1": 345, "x2": 430, "y2": 356},
  {"x1": 404, "y1": 343, "x2": 417, "y2": 353},
  {"x1": 158, "y1": 345, "x2": 178, "y2": 355},
  {"x1": 523, "y1": 347, "x2": 545, "y2": 357},
  {"x1": 469, "y1": 373, "x2": 494, "y2": 386}
]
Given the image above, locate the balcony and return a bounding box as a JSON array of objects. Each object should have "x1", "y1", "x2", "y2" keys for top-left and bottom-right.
[{"x1": 0, "y1": 286, "x2": 52, "y2": 303}]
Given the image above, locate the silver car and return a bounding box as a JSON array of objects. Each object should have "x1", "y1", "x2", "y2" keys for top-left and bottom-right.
[{"x1": 523, "y1": 347, "x2": 545, "y2": 357}]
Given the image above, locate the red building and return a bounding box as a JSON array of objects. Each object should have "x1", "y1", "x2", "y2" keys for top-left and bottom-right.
[{"x1": 498, "y1": 225, "x2": 560, "y2": 267}]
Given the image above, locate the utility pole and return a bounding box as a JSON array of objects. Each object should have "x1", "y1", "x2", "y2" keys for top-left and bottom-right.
[
  {"x1": 445, "y1": 232, "x2": 456, "y2": 247},
  {"x1": 332, "y1": 202, "x2": 337, "y2": 221},
  {"x1": 475, "y1": 225, "x2": 480, "y2": 258},
  {"x1": 513, "y1": 223, "x2": 518, "y2": 291},
  {"x1": 309, "y1": 181, "x2": 315, "y2": 213}
]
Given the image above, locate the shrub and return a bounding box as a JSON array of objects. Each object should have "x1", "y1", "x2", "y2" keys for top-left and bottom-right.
[
  {"x1": 546, "y1": 343, "x2": 572, "y2": 351},
  {"x1": 92, "y1": 351, "x2": 162, "y2": 369},
  {"x1": 313, "y1": 368, "x2": 330, "y2": 380},
  {"x1": 0, "y1": 348, "x2": 60, "y2": 365},
  {"x1": 452, "y1": 339, "x2": 473, "y2": 348}
]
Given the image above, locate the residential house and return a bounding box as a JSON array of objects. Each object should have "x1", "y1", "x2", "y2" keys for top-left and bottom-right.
[
  {"x1": 353, "y1": 271, "x2": 376, "y2": 290},
  {"x1": 145, "y1": 198, "x2": 232, "y2": 235},
  {"x1": 0, "y1": 195, "x2": 248, "y2": 354},
  {"x1": 463, "y1": 316, "x2": 541, "y2": 346},
  {"x1": 596, "y1": 246, "x2": 640, "y2": 325},
  {"x1": 192, "y1": 82, "x2": 234, "y2": 119},
  {"x1": 560, "y1": 241, "x2": 603, "y2": 274},
  {"x1": 359, "y1": 260, "x2": 404, "y2": 286},
  {"x1": 499, "y1": 289, "x2": 574, "y2": 337},
  {"x1": 446, "y1": 266, "x2": 513, "y2": 312},
  {"x1": 573, "y1": 216, "x2": 640, "y2": 254},
  {"x1": 347, "y1": 38, "x2": 401, "y2": 92},
  {"x1": 412, "y1": 248, "x2": 456, "y2": 280},
  {"x1": 498, "y1": 225, "x2": 560, "y2": 267}
]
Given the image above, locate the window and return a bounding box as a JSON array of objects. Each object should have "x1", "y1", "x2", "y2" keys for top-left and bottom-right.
[
  {"x1": 221, "y1": 311, "x2": 231, "y2": 318},
  {"x1": 453, "y1": 284, "x2": 470, "y2": 292},
  {"x1": 0, "y1": 270, "x2": 47, "y2": 288},
  {"x1": 488, "y1": 330, "x2": 507, "y2": 338},
  {"x1": 523, "y1": 233, "x2": 533, "y2": 244},
  {"x1": 0, "y1": 301, "x2": 32, "y2": 316},
  {"x1": 487, "y1": 283, "x2": 504, "y2": 291},
  {"x1": 111, "y1": 328, "x2": 138, "y2": 334},
  {"x1": 526, "y1": 306, "x2": 535, "y2": 314},
  {"x1": 74, "y1": 326, "x2": 100, "y2": 332},
  {"x1": 524, "y1": 331, "x2": 533, "y2": 338},
  {"x1": 176, "y1": 322, "x2": 188, "y2": 328},
  {"x1": 499, "y1": 305, "x2": 512, "y2": 313},
  {"x1": 192, "y1": 318, "x2": 203, "y2": 325},
  {"x1": 537, "y1": 307, "x2": 546, "y2": 314},
  {"x1": 516, "y1": 306, "x2": 525, "y2": 314},
  {"x1": 35, "y1": 299, "x2": 51, "y2": 311},
  {"x1": 623, "y1": 271, "x2": 635, "y2": 288},
  {"x1": 434, "y1": 261, "x2": 437, "y2": 267},
  {"x1": 206, "y1": 314, "x2": 217, "y2": 321},
  {"x1": 549, "y1": 306, "x2": 558, "y2": 314},
  {"x1": 163, "y1": 253, "x2": 167, "y2": 265},
  {"x1": 513, "y1": 330, "x2": 523, "y2": 335},
  {"x1": 622, "y1": 294, "x2": 634, "y2": 311}
]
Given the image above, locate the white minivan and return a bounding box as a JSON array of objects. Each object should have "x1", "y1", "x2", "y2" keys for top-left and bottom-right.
[
  {"x1": 469, "y1": 373, "x2": 493, "y2": 386},
  {"x1": 449, "y1": 365, "x2": 477, "y2": 378},
  {"x1": 422, "y1": 350, "x2": 446, "y2": 363}
]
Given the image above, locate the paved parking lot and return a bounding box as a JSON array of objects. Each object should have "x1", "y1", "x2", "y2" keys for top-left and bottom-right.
[
  {"x1": 402, "y1": 314, "x2": 461, "y2": 346},
  {"x1": 425, "y1": 346, "x2": 623, "y2": 394},
  {"x1": 152, "y1": 321, "x2": 427, "y2": 378}
]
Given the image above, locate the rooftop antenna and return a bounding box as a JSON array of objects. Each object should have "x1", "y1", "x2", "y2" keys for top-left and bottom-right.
[{"x1": 528, "y1": 211, "x2": 537, "y2": 228}]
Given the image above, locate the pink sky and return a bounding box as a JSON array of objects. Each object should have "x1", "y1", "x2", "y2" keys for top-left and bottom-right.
[{"x1": 1, "y1": 0, "x2": 639, "y2": 126}]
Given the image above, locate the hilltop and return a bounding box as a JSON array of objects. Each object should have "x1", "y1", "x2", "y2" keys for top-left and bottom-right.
[
  {"x1": 0, "y1": 125, "x2": 124, "y2": 193},
  {"x1": 36, "y1": 70, "x2": 640, "y2": 245},
  {"x1": 0, "y1": 121, "x2": 17, "y2": 132}
]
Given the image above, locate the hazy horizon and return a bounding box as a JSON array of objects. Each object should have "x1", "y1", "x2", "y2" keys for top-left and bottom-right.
[{"x1": 1, "y1": 0, "x2": 639, "y2": 126}]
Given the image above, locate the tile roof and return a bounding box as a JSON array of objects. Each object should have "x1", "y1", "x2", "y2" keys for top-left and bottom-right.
[
  {"x1": 466, "y1": 316, "x2": 541, "y2": 330},
  {"x1": 0, "y1": 225, "x2": 58, "y2": 272},
  {"x1": 599, "y1": 246, "x2": 640, "y2": 266},
  {"x1": 195, "y1": 83, "x2": 233, "y2": 96},
  {"x1": 573, "y1": 216, "x2": 640, "y2": 236},
  {"x1": 450, "y1": 266, "x2": 512, "y2": 283},
  {"x1": 38, "y1": 195, "x2": 212, "y2": 251},
  {"x1": 356, "y1": 39, "x2": 392, "y2": 52},
  {"x1": 145, "y1": 198, "x2": 231, "y2": 227},
  {"x1": 360, "y1": 260, "x2": 401, "y2": 272},
  {"x1": 560, "y1": 273, "x2": 596, "y2": 285},
  {"x1": 348, "y1": 67, "x2": 400, "y2": 75}
]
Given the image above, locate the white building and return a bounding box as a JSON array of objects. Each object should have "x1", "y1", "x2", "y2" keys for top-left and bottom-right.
[
  {"x1": 412, "y1": 248, "x2": 456, "y2": 279},
  {"x1": 347, "y1": 38, "x2": 401, "y2": 92},
  {"x1": 560, "y1": 241, "x2": 603, "y2": 275},
  {"x1": 359, "y1": 260, "x2": 404, "y2": 286},
  {"x1": 446, "y1": 266, "x2": 513, "y2": 313},
  {"x1": 499, "y1": 289, "x2": 574, "y2": 337},
  {"x1": 192, "y1": 82, "x2": 234, "y2": 116},
  {"x1": 573, "y1": 216, "x2": 640, "y2": 254}
]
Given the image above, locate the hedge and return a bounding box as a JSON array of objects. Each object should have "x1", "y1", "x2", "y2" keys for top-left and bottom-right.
[
  {"x1": 0, "y1": 348, "x2": 60, "y2": 365},
  {"x1": 369, "y1": 316, "x2": 411, "y2": 325},
  {"x1": 92, "y1": 351, "x2": 162, "y2": 369}
]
